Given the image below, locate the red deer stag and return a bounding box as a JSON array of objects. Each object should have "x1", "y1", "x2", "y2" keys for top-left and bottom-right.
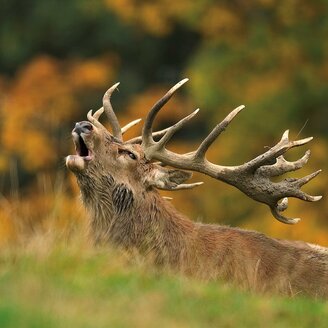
[{"x1": 66, "y1": 79, "x2": 327, "y2": 298}]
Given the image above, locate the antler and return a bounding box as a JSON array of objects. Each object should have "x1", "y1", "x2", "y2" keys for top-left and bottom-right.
[
  {"x1": 140, "y1": 79, "x2": 322, "y2": 224},
  {"x1": 90, "y1": 82, "x2": 169, "y2": 140},
  {"x1": 101, "y1": 82, "x2": 123, "y2": 141},
  {"x1": 88, "y1": 107, "x2": 142, "y2": 138}
]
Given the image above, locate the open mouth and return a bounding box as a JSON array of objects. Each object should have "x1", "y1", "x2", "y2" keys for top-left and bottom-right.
[
  {"x1": 73, "y1": 133, "x2": 93, "y2": 161},
  {"x1": 77, "y1": 136, "x2": 89, "y2": 156}
]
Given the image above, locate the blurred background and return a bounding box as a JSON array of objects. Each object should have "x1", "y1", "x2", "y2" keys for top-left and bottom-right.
[{"x1": 0, "y1": 0, "x2": 327, "y2": 246}]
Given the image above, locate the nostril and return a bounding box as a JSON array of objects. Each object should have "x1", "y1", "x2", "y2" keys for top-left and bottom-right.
[
  {"x1": 73, "y1": 121, "x2": 93, "y2": 134},
  {"x1": 84, "y1": 123, "x2": 93, "y2": 131},
  {"x1": 81, "y1": 122, "x2": 93, "y2": 131}
]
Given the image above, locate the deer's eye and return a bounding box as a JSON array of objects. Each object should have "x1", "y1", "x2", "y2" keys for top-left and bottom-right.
[
  {"x1": 128, "y1": 151, "x2": 137, "y2": 160},
  {"x1": 118, "y1": 149, "x2": 137, "y2": 160}
]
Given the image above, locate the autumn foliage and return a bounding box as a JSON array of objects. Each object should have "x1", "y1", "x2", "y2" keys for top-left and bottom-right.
[{"x1": 0, "y1": 0, "x2": 327, "y2": 246}]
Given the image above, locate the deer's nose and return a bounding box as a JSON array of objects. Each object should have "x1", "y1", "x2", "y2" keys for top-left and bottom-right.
[{"x1": 73, "y1": 121, "x2": 93, "y2": 135}]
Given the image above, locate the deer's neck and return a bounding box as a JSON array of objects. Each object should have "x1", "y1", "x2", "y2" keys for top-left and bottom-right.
[{"x1": 77, "y1": 172, "x2": 195, "y2": 263}]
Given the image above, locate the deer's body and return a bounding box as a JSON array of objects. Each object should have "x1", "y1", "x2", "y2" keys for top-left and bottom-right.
[
  {"x1": 67, "y1": 80, "x2": 327, "y2": 298},
  {"x1": 75, "y1": 168, "x2": 328, "y2": 298}
]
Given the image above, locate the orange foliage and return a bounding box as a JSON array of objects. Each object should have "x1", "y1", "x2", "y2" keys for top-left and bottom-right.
[
  {"x1": 1, "y1": 55, "x2": 116, "y2": 171},
  {"x1": 0, "y1": 173, "x2": 86, "y2": 248},
  {"x1": 0, "y1": 205, "x2": 16, "y2": 247},
  {"x1": 243, "y1": 71, "x2": 288, "y2": 104},
  {"x1": 69, "y1": 58, "x2": 115, "y2": 89}
]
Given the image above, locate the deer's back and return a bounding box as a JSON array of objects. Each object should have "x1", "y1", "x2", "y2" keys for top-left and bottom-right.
[{"x1": 190, "y1": 224, "x2": 328, "y2": 297}]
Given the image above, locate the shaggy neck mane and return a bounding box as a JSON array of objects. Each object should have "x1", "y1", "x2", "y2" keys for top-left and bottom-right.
[{"x1": 76, "y1": 171, "x2": 195, "y2": 265}]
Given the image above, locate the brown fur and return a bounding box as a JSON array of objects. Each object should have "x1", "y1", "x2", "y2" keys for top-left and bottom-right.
[{"x1": 66, "y1": 120, "x2": 328, "y2": 299}]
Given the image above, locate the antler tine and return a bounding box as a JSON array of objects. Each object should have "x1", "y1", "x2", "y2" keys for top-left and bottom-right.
[
  {"x1": 246, "y1": 130, "x2": 314, "y2": 171},
  {"x1": 158, "y1": 181, "x2": 204, "y2": 191},
  {"x1": 195, "y1": 105, "x2": 245, "y2": 159},
  {"x1": 270, "y1": 203, "x2": 301, "y2": 225},
  {"x1": 121, "y1": 118, "x2": 142, "y2": 135},
  {"x1": 161, "y1": 109, "x2": 200, "y2": 145},
  {"x1": 93, "y1": 107, "x2": 104, "y2": 120},
  {"x1": 256, "y1": 151, "x2": 311, "y2": 177},
  {"x1": 103, "y1": 82, "x2": 123, "y2": 141},
  {"x1": 87, "y1": 110, "x2": 105, "y2": 129},
  {"x1": 89, "y1": 108, "x2": 142, "y2": 137},
  {"x1": 142, "y1": 78, "x2": 189, "y2": 146},
  {"x1": 127, "y1": 127, "x2": 169, "y2": 144},
  {"x1": 270, "y1": 174, "x2": 322, "y2": 224},
  {"x1": 296, "y1": 169, "x2": 322, "y2": 188},
  {"x1": 128, "y1": 124, "x2": 191, "y2": 144},
  {"x1": 144, "y1": 108, "x2": 200, "y2": 156}
]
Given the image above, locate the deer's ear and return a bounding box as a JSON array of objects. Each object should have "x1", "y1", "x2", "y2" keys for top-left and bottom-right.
[{"x1": 145, "y1": 166, "x2": 192, "y2": 190}]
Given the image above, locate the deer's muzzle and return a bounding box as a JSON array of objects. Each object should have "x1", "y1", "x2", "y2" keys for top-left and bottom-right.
[{"x1": 66, "y1": 121, "x2": 94, "y2": 172}]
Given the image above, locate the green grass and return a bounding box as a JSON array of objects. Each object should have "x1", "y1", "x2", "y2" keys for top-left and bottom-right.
[{"x1": 0, "y1": 235, "x2": 327, "y2": 328}]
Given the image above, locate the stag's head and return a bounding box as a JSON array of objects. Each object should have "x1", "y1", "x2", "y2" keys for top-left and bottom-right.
[{"x1": 66, "y1": 82, "x2": 196, "y2": 194}]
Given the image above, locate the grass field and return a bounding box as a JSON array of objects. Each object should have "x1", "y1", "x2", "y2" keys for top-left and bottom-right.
[{"x1": 0, "y1": 233, "x2": 327, "y2": 328}]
